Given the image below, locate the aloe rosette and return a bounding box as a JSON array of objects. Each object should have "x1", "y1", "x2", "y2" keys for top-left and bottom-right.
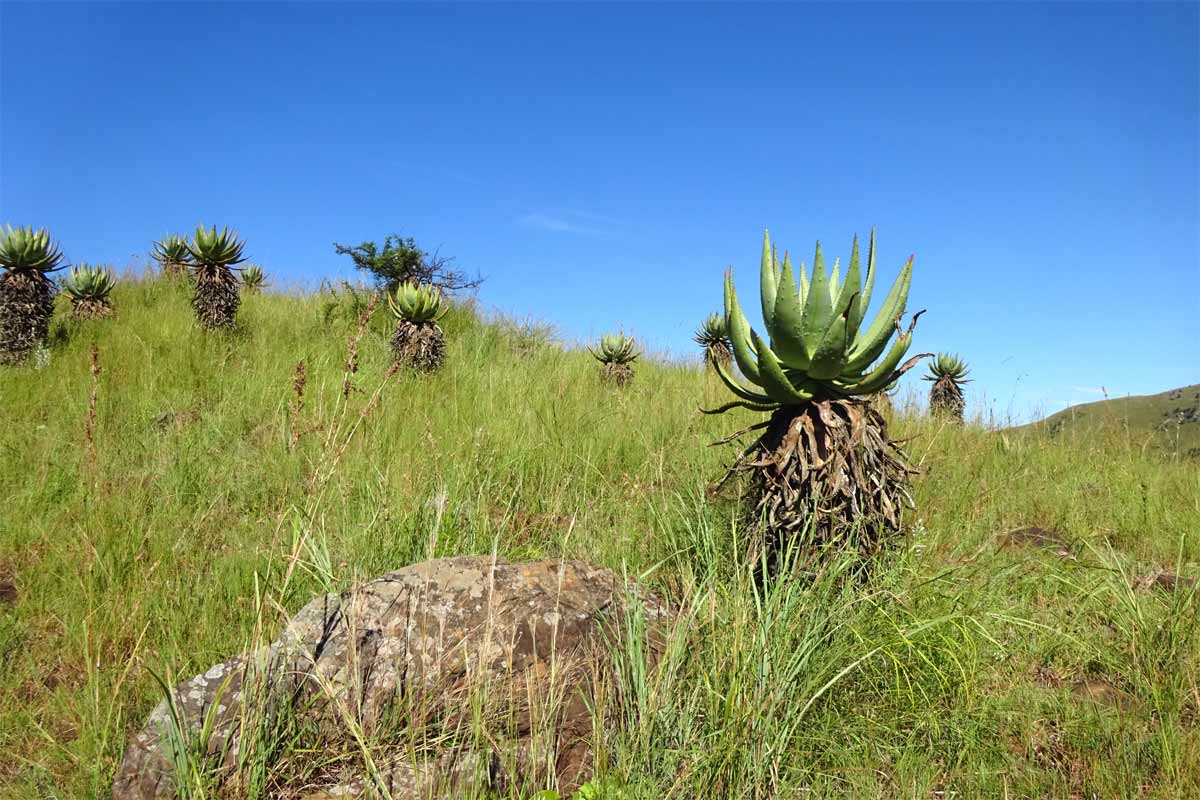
[{"x1": 714, "y1": 229, "x2": 929, "y2": 412}]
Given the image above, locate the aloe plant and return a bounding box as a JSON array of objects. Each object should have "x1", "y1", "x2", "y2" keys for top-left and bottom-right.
[
  {"x1": 590, "y1": 333, "x2": 640, "y2": 386},
  {"x1": 151, "y1": 234, "x2": 190, "y2": 277},
  {"x1": 0, "y1": 225, "x2": 65, "y2": 363},
  {"x1": 924, "y1": 352, "x2": 971, "y2": 423},
  {"x1": 61, "y1": 264, "x2": 116, "y2": 318},
  {"x1": 388, "y1": 282, "x2": 446, "y2": 371},
  {"x1": 708, "y1": 229, "x2": 929, "y2": 569},
  {"x1": 186, "y1": 225, "x2": 247, "y2": 330},
  {"x1": 240, "y1": 263, "x2": 266, "y2": 293},
  {"x1": 693, "y1": 312, "x2": 732, "y2": 370}
]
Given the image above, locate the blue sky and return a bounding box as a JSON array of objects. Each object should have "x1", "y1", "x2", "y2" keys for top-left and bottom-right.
[{"x1": 2, "y1": 2, "x2": 1196, "y2": 421}]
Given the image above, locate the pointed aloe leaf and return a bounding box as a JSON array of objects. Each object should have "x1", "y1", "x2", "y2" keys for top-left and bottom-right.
[
  {"x1": 760, "y1": 230, "x2": 777, "y2": 331},
  {"x1": 797, "y1": 258, "x2": 808, "y2": 305},
  {"x1": 724, "y1": 271, "x2": 763, "y2": 386},
  {"x1": 751, "y1": 330, "x2": 814, "y2": 403},
  {"x1": 851, "y1": 350, "x2": 931, "y2": 396},
  {"x1": 783, "y1": 368, "x2": 840, "y2": 399},
  {"x1": 846, "y1": 256, "x2": 912, "y2": 372},
  {"x1": 829, "y1": 258, "x2": 841, "y2": 303},
  {"x1": 714, "y1": 359, "x2": 775, "y2": 404},
  {"x1": 858, "y1": 227, "x2": 878, "y2": 323},
  {"x1": 807, "y1": 302, "x2": 851, "y2": 380},
  {"x1": 841, "y1": 334, "x2": 924, "y2": 395},
  {"x1": 767, "y1": 249, "x2": 811, "y2": 368},
  {"x1": 842, "y1": 234, "x2": 866, "y2": 336},
  {"x1": 799, "y1": 242, "x2": 833, "y2": 360}
]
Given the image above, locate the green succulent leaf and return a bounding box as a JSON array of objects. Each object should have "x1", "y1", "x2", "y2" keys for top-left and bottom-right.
[
  {"x1": 796, "y1": 256, "x2": 808, "y2": 304},
  {"x1": 723, "y1": 270, "x2": 763, "y2": 386},
  {"x1": 806, "y1": 300, "x2": 853, "y2": 380},
  {"x1": 841, "y1": 235, "x2": 865, "y2": 334},
  {"x1": 759, "y1": 230, "x2": 777, "y2": 331},
  {"x1": 768, "y1": 248, "x2": 811, "y2": 369},
  {"x1": 751, "y1": 330, "x2": 814, "y2": 403},
  {"x1": 845, "y1": 255, "x2": 912, "y2": 373},
  {"x1": 846, "y1": 345, "x2": 932, "y2": 396},
  {"x1": 798, "y1": 242, "x2": 833, "y2": 361},
  {"x1": 713, "y1": 359, "x2": 775, "y2": 404},
  {"x1": 858, "y1": 228, "x2": 878, "y2": 327}
]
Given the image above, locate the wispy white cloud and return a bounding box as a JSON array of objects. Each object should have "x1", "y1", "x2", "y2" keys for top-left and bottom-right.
[
  {"x1": 518, "y1": 210, "x2": 615, "y2": 236},
  {"x1": 1071, "y1": 386, "x2": 1108, "y2": 396}
]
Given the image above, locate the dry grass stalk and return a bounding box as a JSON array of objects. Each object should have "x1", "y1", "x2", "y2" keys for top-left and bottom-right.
[
  {"x1": 288, "y1": 359, "x2": 307, "y2": 451},
  {"x1": 85, "y1": 344, "x2": 100, "y2": 474}
]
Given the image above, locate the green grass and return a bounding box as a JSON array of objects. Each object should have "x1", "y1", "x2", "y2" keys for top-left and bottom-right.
[{"x1": 1, "y1": 275, "x2": 1197, "y2": 798}]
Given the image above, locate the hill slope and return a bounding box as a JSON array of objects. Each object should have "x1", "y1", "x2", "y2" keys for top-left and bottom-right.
[
  {"x1": 1, "y1": 278, "x2": 1197, "y2": 798},
  {"x1": 1021, "y1": 384, "x2": 1200, "y2": 455}
]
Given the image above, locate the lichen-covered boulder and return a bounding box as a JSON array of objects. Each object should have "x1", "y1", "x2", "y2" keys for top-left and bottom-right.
[{"x1": 113, "y1": 556, "x2": 673, "y2": 799}]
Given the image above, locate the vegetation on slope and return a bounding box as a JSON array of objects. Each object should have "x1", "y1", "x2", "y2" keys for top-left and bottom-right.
[
  {"x1": 0, "y1": 276, "x2": 1197, "y2": 798},
  {"x1": 1020, "y1": 384, "x2": 1200, "y2": 457}
]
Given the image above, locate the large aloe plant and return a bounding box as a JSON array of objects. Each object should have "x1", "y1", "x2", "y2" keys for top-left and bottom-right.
[{"x1": 708, "y1": 228, "x2": 929, "y2": 572}]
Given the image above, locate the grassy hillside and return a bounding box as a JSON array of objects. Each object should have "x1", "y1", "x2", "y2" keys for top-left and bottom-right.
[
  {"x1": 1, "y1": 276, "x2": 1198, "y2": 799},
  {"x1": 1019, "y1": 384, "x2": 1200, "y2": 456}
]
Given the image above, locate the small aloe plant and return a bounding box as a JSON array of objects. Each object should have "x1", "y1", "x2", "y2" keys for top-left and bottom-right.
[
  {"x1": 924, "y1": 352, "x2": 971, "y2": 422},
  {"x1": 61, "y1": 264, "x2": 116, "y2": 318},
  {"x1": 240, "y1": 263, "x2": 266, "y2": 293},
  {"x1": 590, "y1": 333, "x2": 640, "y2": 387},
  {"x1": 693, "y1": 311, "x2": 731, "y2": 370},
  {"x1": 151, "y1": 233, "x2": 190, "y2": 277},
  {"x1": 388, "y1": 282, "x2": 446, "y2": 371}
]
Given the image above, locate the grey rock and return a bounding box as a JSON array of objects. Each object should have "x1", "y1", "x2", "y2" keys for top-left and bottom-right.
[{"x1": 113, "y1": 556, "x2": 672, "y2": 799}]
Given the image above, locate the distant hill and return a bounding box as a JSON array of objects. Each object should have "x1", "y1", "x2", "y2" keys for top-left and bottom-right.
[{"x1": 1018, "y1": 384, "x2": 1200, "y2": 455}]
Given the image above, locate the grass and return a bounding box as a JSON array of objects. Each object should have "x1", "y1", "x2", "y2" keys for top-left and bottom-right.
[{"x1": 0, "y1": 274, "x2": 1197, "y2": 798}]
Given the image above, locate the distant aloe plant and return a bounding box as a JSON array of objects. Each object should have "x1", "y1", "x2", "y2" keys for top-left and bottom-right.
[
  {"x1": 590, "y1": 333, "x2": 640, "y2": 387},
  {"x1": 388, "y1": 282, "x2": 446, "y2": 371},
  {"x1": 241, "y1": 263, "x2": 266, "y2": 293},
  {"x1": 693, "y1": 312, "x2": 731, "y2": 370},
  {"x1": 924, "y1": 353, "x2": 971, "y2": 423},
  {"x1": 151, "y1": 234, "x2": 190, "y2": 278},
  {"x1": 185, "y1": 225, "x2": 247, "y2": 330},
  {"x1": 61, "y1": 264, "x2": 116, "y2": 319}
]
